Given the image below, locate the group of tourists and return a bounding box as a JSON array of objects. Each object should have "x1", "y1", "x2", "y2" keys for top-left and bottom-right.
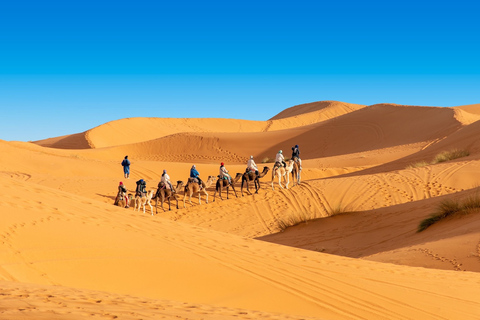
[
  {"x1": 115, "y1": 145, "x2": 302, "y2": 206},
  {"x1": 274, "y1": 145, "x2": 302, "y2": 170}
]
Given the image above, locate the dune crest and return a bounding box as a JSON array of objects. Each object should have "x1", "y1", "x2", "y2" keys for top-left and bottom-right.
[
  {"x1": 33, "y1": 132, "x2": 92, "y2": 149},
  {"x1": 269, "y1": 100, "x2": 366, "y2": 120},
  {"x1": 452, "y1": 107, "x2": 480, "y2": 125}
]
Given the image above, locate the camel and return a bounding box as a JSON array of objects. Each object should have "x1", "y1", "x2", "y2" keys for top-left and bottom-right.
[
  {"x1": 114, "y1": 191, "x2": 132, "y2": 208},
  {"x1": 291, "y1": 157, "x2": 301, "y2": 186},
  {"x1": 183, "y1": 175, "x2": 216, "y2": 207},
  {"x1": 213, "y1": 172, "x2": 242, "y2": 201},
  {"x1": 154, "y1": 180, "x2": 184, "y2": 213},
  {"x1": 134, "y1": 189, "x2": 154, "y2": 215},
  {"x1": 241, "y1": 166, "x2": 270, "y2": 196},
  {"x1": 271, "y1": 159, "x2": 295, "y2": 190}
]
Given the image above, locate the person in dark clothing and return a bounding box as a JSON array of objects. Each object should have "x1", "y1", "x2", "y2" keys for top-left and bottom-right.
[
  {"x1": 135, "y1": 179, "x2": 146, "y2": 197},
  {"x1": 190, "y1": 165, "x2": 203, "y2": 188},
  {"x1": 291, "y1": 145, "x2": 302, "y2": 170},
  {"x1": 121, "y1": 155, "x2": 131, "y2": 178}
]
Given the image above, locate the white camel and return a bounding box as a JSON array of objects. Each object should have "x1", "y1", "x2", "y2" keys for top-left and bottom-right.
[
  {"x1": 134, "y1": 189, "x2": 154, "y2": 215},
  {"x1": 271, "y1": 159, "x2": 294, "y2": 190}
]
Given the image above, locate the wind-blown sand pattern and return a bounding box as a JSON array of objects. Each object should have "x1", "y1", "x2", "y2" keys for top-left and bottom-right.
[{"x1": 2, "y1": 101, "x2": 480, "y2": 319}]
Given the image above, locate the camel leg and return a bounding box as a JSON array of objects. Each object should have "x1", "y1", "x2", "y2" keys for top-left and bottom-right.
[
  {"x1": 198, "y1": 192, "x2": 202, "y2": 205},
  {"x1": 271, "y1": 169, "x2": 277, "y2": 191},
  {"x1": 161, "y1": 193, "x2": 166, "y2": 212},
  {"x1": 214, "y1": 185, "x2": 219, "y2": 202},
  {"x1": 245, "y1": 180, "x2": 252, "y2": 195},
  {"x1": 285, "y1": 173, "x2": 290, "y2": 189},
  {"x1": 148, "y1": 201, "x2": 154, "y2": 216},
  {"x1": 204, "y1": 190, "x2": 208, "y2": 204},
  {"x1": 278, "y1": 173, "x2": 283, "y2": 189},
  {"x1": 174, "y1": 194, "x2": 179, "y2": 209}
]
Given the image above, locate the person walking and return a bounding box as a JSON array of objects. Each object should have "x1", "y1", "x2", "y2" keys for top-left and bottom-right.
[{"x1": 121, "y1": 156, "x2": 131, "y2": 179}]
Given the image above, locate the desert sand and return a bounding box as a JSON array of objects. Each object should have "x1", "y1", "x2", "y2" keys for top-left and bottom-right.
[{"x1": 2, "y1": 100, "x2": 480, "y2": 319}]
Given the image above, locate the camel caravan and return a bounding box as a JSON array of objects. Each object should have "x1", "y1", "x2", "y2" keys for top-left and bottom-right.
[{"x1": 114, "y1": 146, "x2": 303, "y2": 214}]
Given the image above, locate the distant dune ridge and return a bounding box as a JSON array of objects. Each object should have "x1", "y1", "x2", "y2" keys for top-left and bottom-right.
[{"x1": 3, "y1": 100, "x2": 480, "y2": 319}]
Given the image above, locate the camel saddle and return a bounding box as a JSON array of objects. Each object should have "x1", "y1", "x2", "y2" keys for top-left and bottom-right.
[
  {"x1": 245, "y1": 167, "x2": 258, "y2": 176},
  {"x1": 158, "y1": 181, "x2": 170, "y2": 190},
  {"x1": 188, "y1": 177, "x2": 199, "y2": 184}
]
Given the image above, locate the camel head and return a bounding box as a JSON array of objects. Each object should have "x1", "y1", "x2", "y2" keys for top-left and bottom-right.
[
  {"x1": 258, "y1": 166, "x2": 270, "y2": 178},
  {"x1": 205, "y1": 175, "x2": 216, "y2": 186},
  {"x1": 234, "y1": 172, "x2": 243, "y2": 182},
  {"x1": 175, "y1": 181, "x2": 185, "y2": 192}
]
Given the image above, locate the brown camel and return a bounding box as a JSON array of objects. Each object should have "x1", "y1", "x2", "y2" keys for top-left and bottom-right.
[
  {"x1": 271, "y1": 159, "x2": 294, "y2": 190},
  {"x1": 154, "y1": 180, "x2": 184, "y2": 213},
  {"x1": 213, "y1": 172, "x2": 242, "y2": 201},
  {"x1": 241, "y1": 166, "x2": 270, "y2": 196},
  {"x1": 291, "y1": 157, "x2": 301, "y2": 186},
  {"x1": 134, "y1": 189, "x2": 154, "y2": 215},
  {"x1": 183, "y1": 175, "x2": 216, "y2": 207},
  {"x1": 114, "y1": 190, "x2": 132, "y2": 208}
]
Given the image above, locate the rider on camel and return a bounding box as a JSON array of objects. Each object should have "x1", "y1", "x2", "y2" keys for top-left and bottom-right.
[
  {"x1": 275, "y1": 150, "x2": 286, "y2": 168},
  {"x1": 116, "y1": 181, "x2": 129, "y2": 208},
  {"x1": 190, "y1": 165, "x2": 203, "y2": 189},
  {"x1": 161, "y1": 169, "x2": 174, "y2": 193},
  {"x1": 135, "y1": 179, "x2": 147, "y2": 197},
  {"x1": 219, "y1": 162, "x2": 232, "y2": 184},
  {"x1": 247, "y1": 155, "x2": 259, "y2": 175},
  {"x1": 291, "y1": 144, "x2": 302, "y2": 170}
]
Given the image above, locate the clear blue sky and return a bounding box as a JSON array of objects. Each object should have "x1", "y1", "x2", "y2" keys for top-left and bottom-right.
[{"x1": 1, "y1": 0, "x2": 479, "y2": 142}]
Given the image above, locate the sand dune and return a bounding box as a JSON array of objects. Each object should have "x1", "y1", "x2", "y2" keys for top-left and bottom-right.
[
  {"x1": 455, "y1": 103, "x2": 480, "y2": 115},
  {"x1": 269, "y1": 100, "x2": 366, "y2": 120},
  {"x1": 33, "y1": 132, "x2": 92, "y2": 149},
  {"x1": 3, "y1": 100, "x2": 480, "y2": 319},
  {"x1": 48, "y1": 103, "x2": 469, "y2": 166},
  {"x1": 33, "y1": 101, "x2": 367, "y2": 150}
]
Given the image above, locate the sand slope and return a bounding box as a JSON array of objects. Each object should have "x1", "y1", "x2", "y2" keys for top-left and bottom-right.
[
  {"x1": 3, "y1": 100, "x2": 480, "y2": 319},
  {"x1": 2, "y1": 175, "x2": 480, "y2": 319}
]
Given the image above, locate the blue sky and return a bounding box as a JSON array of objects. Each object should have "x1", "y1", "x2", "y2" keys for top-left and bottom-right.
[{"x1": 1, "y1": 0, "x2": 479, "y2": 141}]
